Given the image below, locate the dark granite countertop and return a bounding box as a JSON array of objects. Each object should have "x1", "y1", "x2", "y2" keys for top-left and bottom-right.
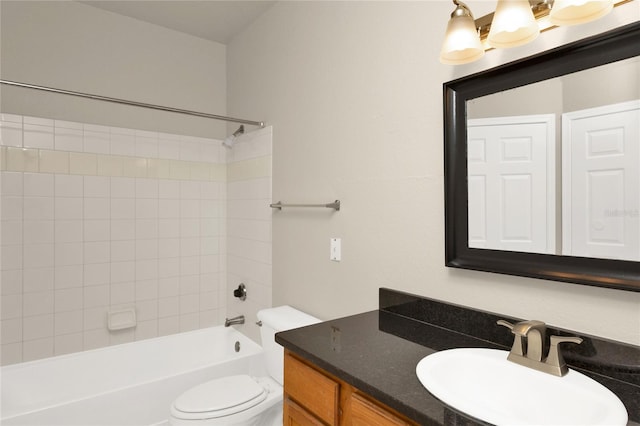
[{"x1": 275, "y1": 288, "x2": 640, "y2": 426}]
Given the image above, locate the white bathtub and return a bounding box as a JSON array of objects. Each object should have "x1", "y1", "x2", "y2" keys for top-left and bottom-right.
[{"x1": 0, "y1": 327, "x2": 266, "y2": 426}]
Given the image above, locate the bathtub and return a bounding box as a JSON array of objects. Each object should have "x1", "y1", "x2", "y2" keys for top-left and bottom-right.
[{"x1": 1, "y1": 327, "x2": 266, "y2": 426}]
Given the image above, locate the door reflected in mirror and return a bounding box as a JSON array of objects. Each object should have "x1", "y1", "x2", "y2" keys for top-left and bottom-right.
[{"x1": 466, "y1": 56, "x2": 640, "y2": 262}]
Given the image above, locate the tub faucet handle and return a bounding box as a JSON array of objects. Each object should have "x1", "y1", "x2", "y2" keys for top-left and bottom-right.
[{"x1": 233, "y1": 283, "x2": 247, "y2": 301}]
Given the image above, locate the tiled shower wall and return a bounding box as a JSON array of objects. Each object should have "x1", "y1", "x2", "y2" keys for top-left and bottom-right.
[
  {"x1": 225, "y1": 127, "x2": 273, "y2": 343},
  {"x1": 0, "y1": 113, "x2": 272, "y2": 365}
]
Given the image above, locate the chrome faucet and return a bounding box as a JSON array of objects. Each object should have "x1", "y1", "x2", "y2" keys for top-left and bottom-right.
[
  {"x1": 225, "y1": 315, "x2": 245, "y2": 327},
  {"x1": 498, "y1": 319, "x2": 583, "y2": 376}
]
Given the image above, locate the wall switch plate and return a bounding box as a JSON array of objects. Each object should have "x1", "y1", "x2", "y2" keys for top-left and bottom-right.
[{"x1": 330, "y1": 237, "x2": 341, "y2": 261}]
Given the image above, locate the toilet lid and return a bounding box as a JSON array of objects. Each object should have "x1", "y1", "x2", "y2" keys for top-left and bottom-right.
[{"x1": 173, "y1": 375, "x2": 267, "y2": 418}]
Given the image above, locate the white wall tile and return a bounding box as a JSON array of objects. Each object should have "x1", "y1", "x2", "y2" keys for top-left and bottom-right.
[
  {"x1": 179, "y1": 275, "x2": 199, "y2": 295},
  {"x1": 2, "y1": 220, "x2": 23, "y2": 245},
  {"x1": 135, "y1": 178, "x2": 158, "y2": 199},
  {"x1": 84, "y1": 241, "x2": 110, "y2": 264},
  {"x1": 159, "y1": 297, "x2": 179, "y2": 318},
  {"x1": 24, "y1": 197, "x2": 54, "y2": 221},
  {"x1": 83, "y1": 285, "x2": 109, "y2": 308},
  {"x1": 55, "y1": 197, "x2": 83, "y2": 220},
  {"x1": 83, "y1": 328, "x2": 109, "y2": 350},
  {"x1": 158, "y1": 277, "x2": 179, "y2": 298},
  {"x1": 1, "y1": 245, "x2": 23, "y2": 270},
  {"x1": 54, "y1": 288, "x2": 83, "y2": 313},
  {"x1": 158, "y1": 257, "x2": 180, "y2": 279},
  {"x1": 180, "y1": 237, "x2": 200, "y2": 257},
  {"x1": 135, "y1": 279, "x2": 158, "y2": 301},
  {"x1": 1, "y1": 270, "x2": 23, "y2": 295},
  {"x1": 158, "y1": 199, "x2": 180, "y2": 219},
  {"x1": 84, "y1": 176, "x2": 110, "y2": 198},
  {"x1": 158, "y1": 219, "x2": 180, "y2": 239},
  {"x1": 136, "y1": 199, "x2": 158, "y2": 219},
  {"x1": 158, "y1": 135, "x2": 181, "y2": 160},
  {"x1": 24, "y1": 173, "x2": 54, "y2": 197},
  {"x1": 110, "y1": 282, "x2": 134, "y2": 305},
  {"x1": 110, "y1": 127, "x2": 135, "y2": 157},
  {"x1": 158, "y1": 316, "x2": 179, "y2": 336},
  {"x1": 135, "y1": 239, "x2": 158, "y2": 260},
  {"x1": 83, "y1": 307, "x2": 108, "y2": 331},
  {"x1": 110, "y1": 177, "x2": 135, "y2": 198},
  {"x1": 135, "y1": 319, "x2": 158, "y2": 341},
  {"x1": 111, "y1": 219, "x2": 135, "y2": 240},
  {"x1": 23, "y1": 221, "x2": 54, "y2": 245},
  {"x1": 136, "y1": 299, "x2": 158, "y2": 321},
  {"x1": 55, "y1": 242, "x2": 83, "y2": 266},
  {"x1": 110, "y1": 261, "x2": 134, "y2": 283},
  {"x1": 1, "y1": 196, "x2": 23, "y2": 220},
  {"x1": 135, "y1": 130, "x2": 158, "y2": 158},
  {"x1": 54, "y1": 310, "x2": 83, "y2": 335},
  {"x1": 1, "y1": 318, "x2": 23, "y2": 344},
  {"x1": 111, "y1": 198, "x2": 136, "y2": 220},
  {"x1": 55, "y1": 220, "x2": 83, "y2": 243},
  {"x1": 23, "y1": 291, "x2": 54, "y2": 316},
  {"x1": 84, "y1": 263, "x2": 110, "y2": 286},
  {"x1": 111, "y1": 240, "x2": 135, "y2": 262},
  {"x1": 135, "y1": 259, "x2": 158, "y2": 281},
  {"x1": 84, "y1": 130, "x2": 110, "y2": 154},
  {"x1": 180, "y1": 181, "x2": 201, "y2": 200},
  {"x1": 83, "y1": 220, "x2": 110, "y2": 241},
  {"x1": 1, "y1": 171, "x2": 23, "y2": 196},
  {"x1": 23, "y1": 124, "x2": 54, "y2": 150},
  {"x1": 84, "y1": 198, "x2": 110, "y2": 220},
  {"x1": 179, "y1": 137, "x2": 201, "y2": 162},
  {"x1": 0, "y1": 120, "x2": 23, "y2": 147},
  {"x1": 23, "y1": 314, "x2": 54, "y2": 340},
  {"x1": 23, "y1": 244, "x2": 54, "y2": 268},
  {"x1": 54, "y1": 265, "x2": 83, "y2": 289},
  {"x1": 135, "y1": 219, "x2": 158, "y2": 239},
  {"x1": 1, "y1": 294, "x2": 22, "y2": 320},
  {"x1": 55, "y1": 127, "x2": 83, "y2": 152},
  {"x1": 158, "y1": 238, "x2": 180, "y2": 258},
  {"x1": 54, "y1": 333, "x2": 83, "y2": 356},
  {"x1": 55, "y1": 175, "x2": 83, "y2": 197},
  {"x1": 22, "y1": 337, "x2": 54, "y2": 362},
  {"x1": 159, "y1": 180, "x2": 180, "y2": 199}
]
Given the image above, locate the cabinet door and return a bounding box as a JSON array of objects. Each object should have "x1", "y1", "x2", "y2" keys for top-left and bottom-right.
[
  {"x1": 351, "y1": 393, "x2": 413, "y2": 426},
  {"x1": 284, "y1": 353, "x2": 339, "y2": 425},
  {"x1": 284, "y1": 397, "x2": 327, "y2": 426}
]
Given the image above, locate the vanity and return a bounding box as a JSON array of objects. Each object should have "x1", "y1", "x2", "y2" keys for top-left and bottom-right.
[{"x1": 276, "y1": 288, "x2": 640, "y2": 425}]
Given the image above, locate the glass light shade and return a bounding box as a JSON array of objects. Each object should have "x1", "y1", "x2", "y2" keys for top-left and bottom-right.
[
  {"x1": 550, "y1": 0, "x2": 613, "y2": 26},
  {"x1": 487, "y1": 0, "x2": 540, "y2": 48},
  {"x1": 440, "y1": 13, "x2": 484, "y2": 65}
]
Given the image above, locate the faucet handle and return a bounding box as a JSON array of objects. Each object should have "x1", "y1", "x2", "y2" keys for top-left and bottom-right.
[
  {"x1": 546, "y1": 335, "x2": 583, "y2": 376},
  {"x1": 497, "y1": 320, "x2": 525, "y2": 357}
]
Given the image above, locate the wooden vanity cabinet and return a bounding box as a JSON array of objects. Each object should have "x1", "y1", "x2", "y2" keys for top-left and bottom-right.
[{"x1": 283, "y1": 350, "x2": 418, "y2": 426}]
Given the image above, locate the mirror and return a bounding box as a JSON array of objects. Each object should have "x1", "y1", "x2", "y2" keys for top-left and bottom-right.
[{"x1": 444, "y1": 22, "x2": 640, "y2": 292}]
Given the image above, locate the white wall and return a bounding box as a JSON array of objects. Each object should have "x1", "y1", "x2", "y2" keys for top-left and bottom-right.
[
  {"x1": 228, "y1": 1, "x2": 640, "y2": 345},
  {"x1": 0, "y1": 1, "x2": 227, "y2": 139}
]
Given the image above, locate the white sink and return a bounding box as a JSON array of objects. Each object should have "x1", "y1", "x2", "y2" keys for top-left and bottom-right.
[{"x1": 416, "y1": 348, "x2": 628, "y2": 426}]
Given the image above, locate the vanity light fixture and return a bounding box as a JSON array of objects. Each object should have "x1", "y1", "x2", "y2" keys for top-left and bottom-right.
[
  {"x1": 487, "y1": 0, "x2": 540, "y2": 48},
  {"x1": 549, "y1": 0, "x2": 614, "y2": 26},
  {"x1": 440, "y1": 0, "x2": 629, "y2": 65},
  {"x1": 439, "y1": 0, "x2": 485, "y2": 65}
]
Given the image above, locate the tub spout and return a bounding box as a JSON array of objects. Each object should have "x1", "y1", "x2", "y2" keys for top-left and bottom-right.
[{"x1": 225, "y1": 315, "x2": 245, "y2": 327}]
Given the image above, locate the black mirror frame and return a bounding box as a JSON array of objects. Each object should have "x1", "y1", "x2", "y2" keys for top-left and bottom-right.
[{"x1": 444, "y1": 21, "x2": 640, "y2": 292}]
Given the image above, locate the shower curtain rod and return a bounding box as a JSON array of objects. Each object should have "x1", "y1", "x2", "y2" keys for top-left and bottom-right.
[{"x1": 0, "y1": 79, "x2": 265, "y2": 127}]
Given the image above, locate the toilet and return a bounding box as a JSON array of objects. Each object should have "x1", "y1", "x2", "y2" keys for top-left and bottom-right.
[{"x1": 169, "y1": 306, "x2": 320, "y2": 425}]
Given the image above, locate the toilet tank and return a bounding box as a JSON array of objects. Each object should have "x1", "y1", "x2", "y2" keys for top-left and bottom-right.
[{"x1": 257, "y1": 305, "x2": 320, "y2": 385}]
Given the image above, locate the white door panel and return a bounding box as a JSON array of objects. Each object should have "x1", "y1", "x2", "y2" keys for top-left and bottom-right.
[
  {"x1": 468, "y1": 115, "x2": 556, "y2": 253},
  {"x1": 563, "y1": 100, "x2": 640, "y2": 261}
]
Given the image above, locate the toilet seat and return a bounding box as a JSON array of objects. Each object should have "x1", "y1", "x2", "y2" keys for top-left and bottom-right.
[{"x1": 171, "y1": 375, "x2": 268, "y2": 420}]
